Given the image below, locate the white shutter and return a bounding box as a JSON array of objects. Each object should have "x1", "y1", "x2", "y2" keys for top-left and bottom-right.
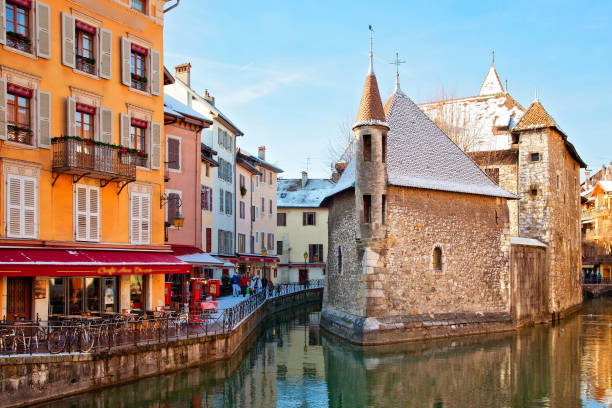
[
  {"x1": 140, "y1": 194, "x2": 150, "y2": 244},
  {"x1": 22, "y1": 178, "x2": 36, "y2": 238},
  {"x1": 0, "y1": 0, "x2": 5, "y2": 45},
  {"x1": 99, "y1": 28, "x2": 112, "y2": 80},
  {"x1": 120, "y1": 113, "x2": 130, "y2": 147},
  {"x1": 66, "y1": 97, "x2": 76, "y2": 136},
  {"x1": 6, "y1": 175, "x2": 37, "y2": 238},
  {"x1": 100, "y1": 108, "x2": 113, "y2": 144},
  {"x1": 89, "y1": 187, "x2": 100, "y2": 241},
  {"x1": 150, "y1": 49, "x2": 161, "y2": 96},
  {"x1": 6, "y1": 175, "x2": 22, "y2": 237},
  {"x1": 130, "y1": 192, "x2": 140, "y2": 243},
  {"x1": 150, "y1": 121, "x2": 161, "y2": 170},
  {"x1": 37, "y1": 90, "x2": 51, "y2": 148},
  {"x1": 36, "y1": 1, "x2": 51, "y2": 59},
  {"x1": 121, "y1": 37, "x2": 132, "y2": 86},
  {"x1": 61, "y1": 12, "x2": 75, "y2": 68},
  {"x1": 75, "y1": 185, "x2": 88, "y2": 241},
  {"x1": 0, "y1": 78, "x2": 6, "y2": 140}
]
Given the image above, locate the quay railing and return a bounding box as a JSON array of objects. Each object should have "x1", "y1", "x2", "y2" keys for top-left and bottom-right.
[
  {"x1": 0, "y1": 279, "x2": 323, "y2": 357},
  {"x1": 583, "y1": 277, "x2": 612, "y2": 285}
]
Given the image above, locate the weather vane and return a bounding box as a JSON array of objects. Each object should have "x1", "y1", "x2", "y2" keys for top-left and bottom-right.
[{"x1": 390, "y1": 52, "x2": 405, "y2": 90}]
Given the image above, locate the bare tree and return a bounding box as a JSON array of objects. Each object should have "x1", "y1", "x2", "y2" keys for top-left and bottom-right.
[{"x1": 327, "y1": 112, "x2": 356, "y2": 170}]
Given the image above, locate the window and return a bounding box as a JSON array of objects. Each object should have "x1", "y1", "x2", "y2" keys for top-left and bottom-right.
[
  {"x1": 75, "y1": 109, "x2": 94, "y2": 140},
  {"x1": 6, "y1": 86, "x2": 32, "y2": 145},
  {"x1": 269, "y1": 172, "x2": 273, "y2": 185},
  {"x1": 219, "y1": 189, "x2": 224, "y2": 213},
  {"x1": 251, "y1": 205, "x2": 256, "y2": 221},
  {"x1": 309, "y1": 244, "x2": 324, "y2": 263},
  {"x1": 5, "y1": 1, "x2": 31, "y2": 53},
  {"x1": 363, "y1": 195, "x2": 372, "y2": 223},
  {"x1": 530, "y1": 152, "x2": 540, "y2": 162},
  {"x1": 205, "y1": 228, "x2": 212, "y2": 252},
  {"x1": 240, "y1": 201, "x2": 245, "y2": 219},
  {"x1": 130, "y1": 47, "x2": 147, "y2": 91},
  {"x1": 278, "y1": 212, "x2": 287, "y2": 226},
  {"x1": 240, "y1": 174, "x2": 245, "y2": 188},
  {"x1": 530, "y1": 188, "x2": 538, "y2": 197},
  {"x1": 131, "y1": 0, "x2": 146, "y2": 13},
  {"x1": 166, "y1": 191, "x2": 180, "y2": 226},
  {"x1": 75, "y1": 184, "x2": 100, "y2": 242},
  {"x1": 201, "y1": 185, "x2": 212, "y2": 212},
  {"x1": 267, "y1": 234, "x2": 274, "y2": 250},
  {"x1": 363, "y1": 134, "x2": 371, "y2": 161},
  {"x1": 217, "y1": 158, "x2": 233, "y2": 183},
  {"x1": 250, "y1": 236, "x2": 254, "y2": 253},
  {"x1": 131, "y1": 125, "x2": 147, "y2": 167},
  {"x1": 277, "y1": 241, "x2": 283, "y2": 255},
  {"x1": 225, "y1": 191, "x2": 232, "y2": 215},
  {"x1": 382, "y1": 194, "x2": 386, "y2": 225},
  {"x1": 269, "y1": 199, "x2": 273, "y2": 214},
  {"x1": 433, "y1": 247, "x2": 442, "y2": 271},
  {"x1": 261, "y1": 197, "x2": 265, "y2": 213},
  {"x1": 167, "y1": 137, "x2": 180, "y2": 171},
  {"x1": 75, "y1": 25, "x2": 96, "y2": 75},
  {"x1": 130, "y1": 275, "x2": 145, "y2": 310},
  {"x1": 303, "y1": 212, "x2": 316, "y2": 226},
  {"x1": 130, "y1": 192, "x2": 150, "y2": 244},
  {"x1": 260, "y1": 232, "x2": 265, "y2": 250},
  {"x1": 556, "y1": 174, "x2": 561, "y2": 191},
  {"x1": 485, "y1": 168, "x2": 500, "y2": 184},
  {"x1": 382, "y1": 134, "x2": 387, "y2": 163},
  {"x1": 238, "y1": 233, "x2": 246, "y2": 253},
  {"x1": 6, "y1": 174, "x2": 37, "y2": 238},
  {"x1": 338, "y1": 246, "x2": 343, "y2": 275}
]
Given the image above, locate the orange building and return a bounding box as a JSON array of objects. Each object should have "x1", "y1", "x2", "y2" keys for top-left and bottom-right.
[{"x1": 0, "y1": 0, "x2": 188, "y2": 321}]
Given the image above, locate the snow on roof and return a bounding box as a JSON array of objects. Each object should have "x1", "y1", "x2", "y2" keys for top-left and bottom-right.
[
  {"x1": 600, "y1": 181, "x2": 612, "y2": 192},
  {"x1": 239, "y1": 149, "x2": 283, "y2": 174},
  {"x1": 510, "y1": 237, "x2": 547, "y2": 247},
  {"x1": 164, "y1": 94, "x2": 209, "y2": 122},
  {"x1": 384, "y1": 91, "x2": 517, "y2": 199},
  {"x1": 478, "y1": 65, "x2": 505, "y2": 96},
  {"x1": 278, "y1": 178, "x2": 335, "y2": 207}
]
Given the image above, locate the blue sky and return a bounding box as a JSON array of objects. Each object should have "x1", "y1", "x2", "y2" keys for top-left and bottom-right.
[{"x1": 163, "y1": 0, "x2": 611, "y2": 179}]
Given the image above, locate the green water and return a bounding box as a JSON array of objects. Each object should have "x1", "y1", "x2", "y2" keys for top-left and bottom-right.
[{"x1": 36, "y1": 298, "x2": 612, "y2": 408}]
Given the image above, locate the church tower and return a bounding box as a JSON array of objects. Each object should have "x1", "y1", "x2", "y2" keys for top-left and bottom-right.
[{"x1": 353, "y1": 32, "x2": 389, "y2": 243}]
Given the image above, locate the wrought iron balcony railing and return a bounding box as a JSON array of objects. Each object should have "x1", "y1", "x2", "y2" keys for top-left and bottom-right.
[
  {"x1": 52, "y1": 138, "x2": 138, "y2": 181},
  {"x1": 7, "y1": 129, "x2": 33, "y2": 146},
  {"x1": 6, "y1": 35, "x2": 32, "y2": 53},
  {"x1": 131, "y1": 79, "x2": 147, "y2": 92},
  {"x1": 76, "y1": 57, "x2": 97, "y2": 75}
]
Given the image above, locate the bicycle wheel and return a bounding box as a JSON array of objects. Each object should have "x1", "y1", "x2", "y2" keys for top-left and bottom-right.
[
  {"x1": 79, "y1": 329, "x2": 95, "y2": 352},
  {"x1": 47, "y1": 330, "x2": 67, "y2": 354}
]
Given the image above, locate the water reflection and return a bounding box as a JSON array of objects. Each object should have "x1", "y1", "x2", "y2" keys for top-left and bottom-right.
[{"x1": 37, "y1": 299, "x2": 612, "y2": 408}]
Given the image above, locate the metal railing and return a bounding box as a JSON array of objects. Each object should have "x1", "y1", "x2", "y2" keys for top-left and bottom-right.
[
  {"x1": 76, "y1": 57, "x2": 97, "y2": 75},
  {"x1": 0, "y1": 280, "x2": 323, "y2": 356},
  {"x1": 52, "y1": 138, "x2": 137, "y2": 180},
  {"x1": 583, "y1": 277, "x2": 612, "y2": 285},
  {"x1": 7, "y1": 129, "x2": 33, "y2": 145},
  {"x1": 6, "y1": 35, "x2": 31, "y2": 53},
  {"x1": 131, "y1": 79, "x2": 147, "y2": 92}
]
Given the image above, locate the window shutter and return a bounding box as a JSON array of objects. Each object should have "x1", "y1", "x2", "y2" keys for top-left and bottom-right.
[
  {"x1": 0, "y1": 0, "x2": 5, "y2": 45},
  {"x1": 167, "y1": 192, "x2": 177, "y2": 224},
  {"x1": 89, "y1": 187, "x2": 100, "y2": 241},
  {"x1": 303, "y1": 212, "x2": 306, "y2": 226},
  {"x1": 66, "y1": 97, "x2": 76, "y2": 136},
  {"x1": 121, "y1": 37, "x2": 132, "y2": 86},
  {"x1": 120, "y1": 113, "x2": 130, "y2": 147},
  {"x1": 313, "y1": 212, "x2": 316, "y2": 225},
  {"x1": 7, "y1": 176, "x2": 22, "y2": 237},
  {"x1": 100, "y1": 108, "x2": 113, "y2": 144},
  {"x1": 150, "y1": 121, "x2": 161, "y2": 170},
  {"x1": 36, "y1": 1, "x2": 51, "y2": 59},
  {"x1": 309, "y1": 245, "x2": 313, "y2": 262},
  {"x1": 75, "y1": 185, "x2": 88, "y2": 241},
  {"x1": 6, "y1": 175, "x2": 37, "y2": 239},
  {"x1": 130, "y1": 193, "x2": 140, "y2": 243},
  {"x1": 22, "y1": 178, "x2": 37, "y2": 238},
  {"x1": 209, "y1": 188, "x2": 213, "y2": 212},
  {"x1": 61, "y1": 12, "x2": 75, "y2": 68},
  {"x1": 140, "y1": 194, "x2": 150, "y2": 244},
  {"x1": 0, "y1": 78, "x2": 6, "y2": 141},
  {"x1": 206, "y1": 228, "x2": 212, "y2": 252},
  {"x1": 37, "y1": 90, "x2": 51, "y2": 148},
  {"x1": 150, "y1": 49, "x2": 161, "y2": 96},
  {"x1": 99, "y1": 28, "x2": 112, "y2": 80}
]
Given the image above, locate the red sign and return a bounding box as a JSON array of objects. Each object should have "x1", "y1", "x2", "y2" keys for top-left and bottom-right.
[
  {"x1": 75, "y1": 20, "x2": 96, "y2": 34},
  {"x1": 7, "y1": 83, "x2": 33, "y2": 98},
  {"x1": 130, "y1": 43, "x2": 149, "y2": 56},
  {"x1": 130, "y1": 118, "x2": 148, "y2": 128},
  {"x1": 76, "y1": 103, "x2": 96, "y2": 115}
]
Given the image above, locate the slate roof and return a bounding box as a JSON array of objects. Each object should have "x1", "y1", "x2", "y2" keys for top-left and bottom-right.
[
  {"x1": 278, "y1": 178, "x2": 335, "y2": 208},
  {"x1": 238, "y1": 149, "x2": 283, "y2": 174},
  {"x1": 164, "y1": 94, "x2": 210, "y2": 123}
]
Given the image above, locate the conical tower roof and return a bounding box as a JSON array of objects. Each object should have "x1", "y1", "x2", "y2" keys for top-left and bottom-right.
[
  {"x1": 354, "y1": 73, "x2": 388, "y2": 128},
  {"x1": 512, "y1": 99, "x2": 558, "y2": 131},
  {"x1": 478, "y1": 64, "x2": 504, "y2": 96}
]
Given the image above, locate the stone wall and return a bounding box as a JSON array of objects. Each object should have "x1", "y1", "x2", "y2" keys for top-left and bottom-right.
[{"x1": 0, "y1": 289, "x2": 323, "y2": 408}]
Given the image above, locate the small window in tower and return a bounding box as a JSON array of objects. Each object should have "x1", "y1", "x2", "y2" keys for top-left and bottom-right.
[
  {"x1": 363, "y1": 134, "x2": 371, "y2": 162},
  {"x1": 337, "y1": 246, "x2": 343, "y2": 275},
  {"x1": 382, "y1": 194, "x2": 386, "y2": 225},
  {"x1": 531, "y1": 188, "x2": 538, "y2": 197},
  {"x1": 530, "y1": 152, "x2": 540, "y2": 162},
  {"x1": 433, "y1": 246, "x2": 442, "y2": 271},
  {"x1": 556, "y1": 174, "x2": 560, "y2": 191},
  {"x1": 382, "y1": 134, "x2": 387, "y2": 163},
  {"x1": 363, "y1": 195, "x2": 372, "y2": 223}
]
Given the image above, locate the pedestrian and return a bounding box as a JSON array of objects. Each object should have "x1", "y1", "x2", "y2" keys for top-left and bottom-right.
[
  {"x1": 231, "y1": 272, "x2": 240, "y2": 297},
  {"x1": 249, "y1": 276, "x2": 255, "y2": 295},
  {"x1": 597, "y1": 271, "x2": 602, "y2": 284},
  {"x1": 255, "y1": 276, "x2": 262, "y2": 293},
  {"x1": 261, "y1": 276, "x2": 268, "y2": 291},
  {"x1": 239, "y1": 274, "x2": 248, "y2": 297}
]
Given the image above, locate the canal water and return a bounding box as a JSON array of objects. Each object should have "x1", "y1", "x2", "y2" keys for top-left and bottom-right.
[{"x1": 37, "y1": 298, "x2": 612, "y2": 408}]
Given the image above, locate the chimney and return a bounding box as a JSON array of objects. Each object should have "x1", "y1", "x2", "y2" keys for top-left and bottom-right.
[
  {"x1": 203, "y1": 89, "x2": 215, "y2": 106},
  {"x1": 174, "y1": 63, "x2": 191, "y2": 87},
  {"x1": 301, "y1": 171, "x2": 308, "y2": 188},
  {"x1": 331, "y1": 172, "x2": 340, "y2": 183},
  {"x1": 584, "y1": 170, "x2": 591, "y2": 188},
  {"x1": 335, "y1": 161, "x2": 348, "y2": 175},
  {"x1": 258, "y1": 146, "x2": 266, "y2": 160}
]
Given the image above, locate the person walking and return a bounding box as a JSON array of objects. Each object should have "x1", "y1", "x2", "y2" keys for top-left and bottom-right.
[
  {"x1": 239, "y1": 274, "x2": 248, "y2": 297},
  {"x1": 261, "y1": 276, "x2": 268, "y2": 292},
  {"x1": 255, "y1": 276, "x2": 262, "y2": 293},
  {"x1": 249, "y1": 276, "x2": 255, "y2": 296},
  {"x1": 231, "y1": 273, "x2": 240, "y2": 297},
  {"x1": 597, "y1": 271, "x2": 602, "y2": 284}
]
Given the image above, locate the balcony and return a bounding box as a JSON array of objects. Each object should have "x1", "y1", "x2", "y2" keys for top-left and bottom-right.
[
  {"x1": 6, "y1": 33, "x2": 32, "y2": 53},
  {"x1": 7, "y1": 128, "x2": 33, "y2": 146},
  {"x1": 76, "y1": 56, "x2": 97, "y2": 75},
  {"x1": 52, "y1": 137, "x2": 138, "y2": 183},
  {"x1": 581, "y1": 208, "x2": 612, "y2": 220}
]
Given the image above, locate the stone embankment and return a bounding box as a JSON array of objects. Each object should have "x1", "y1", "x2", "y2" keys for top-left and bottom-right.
[{"x1": 0, "y1": 288, "x2": 322, "y2": 407}]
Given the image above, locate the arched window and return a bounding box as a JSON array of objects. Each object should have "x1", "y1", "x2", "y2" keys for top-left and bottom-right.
[
  {"x1": 338, "y1": 246, "x2": 343, "y2": 275},
  {"x1": 433, "y1": 246, "x2": 442, "y2": 271}
]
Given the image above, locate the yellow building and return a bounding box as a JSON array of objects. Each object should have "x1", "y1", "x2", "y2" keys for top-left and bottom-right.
[
  {"x1": 582, "y1": 180, "x2": 612, "y2": 280},
  {"x1": 277, "y1": 172, "x2": 334, "y2": 283},
  {"x1": 0, "y1": 0, "x2": 188, "y2": 321}
]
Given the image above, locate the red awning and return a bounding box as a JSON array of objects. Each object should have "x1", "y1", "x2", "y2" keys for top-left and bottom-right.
[{"x1": 0, "y1": 248, "x2": 190, "y2": 277}]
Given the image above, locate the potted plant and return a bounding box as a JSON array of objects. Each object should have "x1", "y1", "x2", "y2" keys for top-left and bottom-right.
[{"x1": 240, "y1": 185, "x2": 247, "y2": 196}]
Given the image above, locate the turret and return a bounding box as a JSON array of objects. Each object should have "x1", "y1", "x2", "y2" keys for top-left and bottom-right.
[{"x1": 353, "y1": 35, "x2": 389, "y2": 241}]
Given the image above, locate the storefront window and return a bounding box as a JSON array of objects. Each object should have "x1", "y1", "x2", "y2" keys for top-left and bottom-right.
[
  {"x1": 165, "y1": 274, "x2": 187, "y2": 310},
  {"x1": 85, "y1": 278, "x2": 100, "y2": 312},
  {"x1": 69, "y1": 278, "x2": 84, "y2": 315},
  {"x1": 103, "y1": 278, "x2": 117, "y2": 312},
  {"x1": 130, "y1": 275, "x2": 145, "y2": 310},
  {"x1": 49, "y1": 278, "x2": 66, "y2": 316}
]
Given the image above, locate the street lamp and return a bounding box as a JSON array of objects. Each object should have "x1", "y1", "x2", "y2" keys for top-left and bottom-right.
[{"x1": 303, "y1": 252, "x2": 308, "y2": 285}]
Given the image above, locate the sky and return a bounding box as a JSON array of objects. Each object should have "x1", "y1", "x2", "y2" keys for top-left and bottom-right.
[{"x1": 163, "y1": 0, "x2": 612, "y2": 179}]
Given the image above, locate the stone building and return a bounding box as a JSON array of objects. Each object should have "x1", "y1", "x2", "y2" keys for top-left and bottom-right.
[
  {"x1": 320, "y1": 54, "x2": 519, "y2": 344},
  {"x1": 419, "y1": 60, "x2": 586, "y2": 317}
]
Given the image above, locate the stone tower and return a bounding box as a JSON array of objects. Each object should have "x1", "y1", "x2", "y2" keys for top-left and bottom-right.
[{"x1": 353, "y1": 51, "x2": 389, "y2": 245}]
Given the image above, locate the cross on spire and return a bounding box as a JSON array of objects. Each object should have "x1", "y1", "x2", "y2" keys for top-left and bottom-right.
[
  {"x1": 368, "y1": 25, "x2": 374, "y2": 74},
  {"x1": 389, "y1": 52, "x2": 406, "y2": 91}
]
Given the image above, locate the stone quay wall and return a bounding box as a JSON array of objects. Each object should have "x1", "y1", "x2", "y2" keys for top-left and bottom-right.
[{"x1": 0, "y1": 289, "x2": 323, "y2": 408}]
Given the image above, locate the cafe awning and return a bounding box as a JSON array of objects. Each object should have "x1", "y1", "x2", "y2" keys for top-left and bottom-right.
[
  {"x1": 0, "y1": 247, "x2": 190, "y2": 277},
  {"x1": 171, "y1": 245, "x2": 226, "y2": 266}
]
